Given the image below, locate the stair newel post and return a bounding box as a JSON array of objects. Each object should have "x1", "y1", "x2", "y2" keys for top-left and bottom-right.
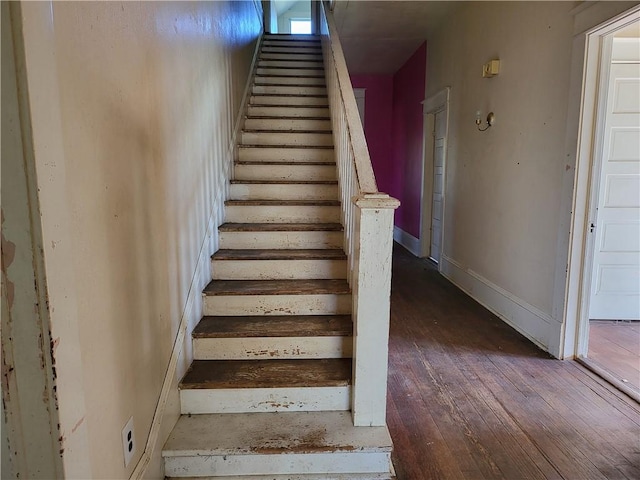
[{"x1": 351, "y1": 193, "x2": 400, "y2": 427}]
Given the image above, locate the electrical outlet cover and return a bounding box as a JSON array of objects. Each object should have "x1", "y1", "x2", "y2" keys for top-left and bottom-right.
[{"x1": 121, "y1": 416, "x2": 136, "y2": 467}]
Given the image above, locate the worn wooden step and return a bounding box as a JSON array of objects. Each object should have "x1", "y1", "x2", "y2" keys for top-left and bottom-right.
[
  {"x1": 255, "y1": 75, "x2": 325, "y2": 86},
  {"x1": 260, "y1": 53, "x2": 323, "y2": 62},
  {"x1": 212, "y1": 248, "x2": 345, "y2": 261},
  {"x1": 244, "y1": 117, "x2": 331, "y2": 131},
  {"x1": 241, "y1": 131, "x2": 333, "y2": 147},
  {"x1": 204, "y1": 279, "x2": 350, "y2": 296},
  {"x1": 252, "y1": 85, "x2": 327, "y2": 96},
  {"x1": 179, "y1": 359, "x2": 352, "y2": 414},
  {"x1": 250, "y1": 95, "x2": 328, "y2": 106},
  {"x1": 182, "y1": 358, "x2": 351, "y2": 388},
  {"x1": 235, "y1": 162, "x2": 337, "y2": 181},
  {"x1": 262, "y1": 46, "x2": 322, "y2": 54},
  {"x1": 247, "y1": 105, "x2": 330, "y2": 118},
  {"x1": 238, "y1": 145, "x2": 334, "y2": 163},
  {"x1": 229, "y1": 180, "x2": 338, "y2": 202},
  {"x1": 229, "y1": 181, "x2": 338, "y2": 200},
  {"x1": 163, "y1": 411, "x2": 394, "y2": 478},
  {"x1": 203, "y1": 279, "x2": 351, "y2": 316},
  {"x1": 194, "y1": 314, "x2": 352, "y2": 338},
  {"x1": 264, "y1": 34, "x2": 321, "y2": 42},
  {"x1": 218, "y1": 222, "x2": 343, "y2": 250},
  {"x1": 192, "y1": 315, "x2": 352, "y2": 360},
  {"x1": 256, "y1": 67, "x2": 325, "y2": 77},
  {"x1": 224, "y1": 200, "x2": 340, "y2": 223},
  {"x1": 211, "y1": 248, "x2": 347, "y2": 280},
  {"x1": 259, "y1": 60, "x2": 324, "y2": 69}
]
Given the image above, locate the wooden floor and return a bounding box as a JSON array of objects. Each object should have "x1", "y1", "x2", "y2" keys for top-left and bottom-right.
[
  {"x1": 588, "y1": 320, "x2": 640, "y2": 394},
  {"x1": 387, "y1": 245, "x2": 640, "y2": 480}
]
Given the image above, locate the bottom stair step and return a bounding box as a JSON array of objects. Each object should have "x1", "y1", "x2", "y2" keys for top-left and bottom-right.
[{"x1": 163, "y1": 411, "x2": 394, "y2": 478}]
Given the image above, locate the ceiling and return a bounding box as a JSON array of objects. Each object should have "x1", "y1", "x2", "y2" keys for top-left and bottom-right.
[{"x1": 332, "y1": 1, "x2": 461, "y2": 75}]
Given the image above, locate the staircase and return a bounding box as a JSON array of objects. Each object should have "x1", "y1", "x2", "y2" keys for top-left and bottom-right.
[{"x1": 162, "y1": 34, "x2": 394, "y2": 479}]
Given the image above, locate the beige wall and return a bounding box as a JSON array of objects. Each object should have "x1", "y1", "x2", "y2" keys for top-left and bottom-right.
[
  {"x1": 16, "y1": 1, "x2": 261, "y2": 478},
  {"x1": 426, "y1": 1, "x2": 637, "y2": 355}
]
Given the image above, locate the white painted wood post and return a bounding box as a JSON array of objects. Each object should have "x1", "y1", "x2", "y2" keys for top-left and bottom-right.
[{"x1": 351, "y1": 194, "x2": 400, "y2": 427}]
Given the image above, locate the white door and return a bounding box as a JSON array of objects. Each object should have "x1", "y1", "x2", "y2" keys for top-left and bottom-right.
[
  {"x1": 589, "y1": 38, "x2": 640, "y2": 320},
  {"x1": 430, "y1": 109, "x2": 446, "y2": 263}
]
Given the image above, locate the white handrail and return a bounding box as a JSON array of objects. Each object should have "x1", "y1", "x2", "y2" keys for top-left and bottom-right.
[{"x1": 319, "y1": 0, "x2": 399, "y2": 427}]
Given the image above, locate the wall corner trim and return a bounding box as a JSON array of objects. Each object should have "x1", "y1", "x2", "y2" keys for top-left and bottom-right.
[
  {"x1": 393, "y1": 226, "x2": 421, "y2": 257},
  {"x1": 440, "y1": 254, "x2": 558, "y2": 357}
]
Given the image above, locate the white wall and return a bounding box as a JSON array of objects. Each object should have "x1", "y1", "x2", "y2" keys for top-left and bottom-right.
[
  {"x1": 15, "y1": 1, "x2": 262, "y2": 478},
  {"x1": 426, "y1": 1, "x2": 638, "y2": 357}
]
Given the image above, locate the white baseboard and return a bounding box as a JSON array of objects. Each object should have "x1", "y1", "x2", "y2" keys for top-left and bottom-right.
[
  {"x1": 393, "y1": 226, "x2": 421, "y2": 257},
  {"x1": 440, "y1": 254, "x2": 555, "y2": 355}
]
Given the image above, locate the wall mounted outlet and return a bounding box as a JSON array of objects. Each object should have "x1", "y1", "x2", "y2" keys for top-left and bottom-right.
[{"x1": 121, "y1": 416, "x2": 136, "y2": 467}]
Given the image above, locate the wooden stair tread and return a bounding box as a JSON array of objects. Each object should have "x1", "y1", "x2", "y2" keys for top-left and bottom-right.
[
  {"x1": 250, "y1": 93, "x2": 327, "y2": 98},
  {"x1": 193, "y1": 315, "x2": 352, "y2": 338},
  {"x1": 238, "y1": 145, "x2": 334, "y2": 151},
  {"x1": 225, "y1": 200, "x2": 340, "y2": 207},
  {"x1": 212, "y1": 249, "x2": 346, "y2": 261},
  {"x1": 245, "y1": 116, "x2": 330, "y2": 120},
  {"x1": 204, "y1": 279, "x2": 350, "y2": 296},
  {"x1": 180, "y1": 358, "x2": 351, "y2": 389},
  {"x1": 243, "y1": 130, "x2": 332, "y2": 134},
  {"x1": 230, "y1": 180, "x2": 337, "y2": 185},
  {"x1": 219, "y1": 223, "x2": 343, "y2": 232}
]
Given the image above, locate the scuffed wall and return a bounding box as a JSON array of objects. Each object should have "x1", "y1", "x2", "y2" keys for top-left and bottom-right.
[{"x1": 16, "y1": 1, "x2": 261, "y2": 477}]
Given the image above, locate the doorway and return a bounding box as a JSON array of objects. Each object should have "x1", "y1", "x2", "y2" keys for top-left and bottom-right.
[
  {"x1": 568, "y1": 9, "x2": 640, "y2": 399},
  {"x1": 420, "y1": 88, "x2": 450, "y2": 264},
  {"x1": 267, "y1": 0, "x2": 318, "y2": 35}
]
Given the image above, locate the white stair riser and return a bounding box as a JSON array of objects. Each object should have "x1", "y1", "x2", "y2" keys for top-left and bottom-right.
[
  {"x1": 179, "y1": 386, "x2": 350, "y2": 414},
  {"x1": 165, "y1": 451, "x2": 390, "y2": 478},
  {"x1": 259, "y1": 60, "x2": 324, "y2": 69},
  {"x1": 204, "y1": 293, "x2": 351, "y2": 316},
  {"x1": 255, "y1": 76, "x2": 325, "y2": 86},
  {"x1": 256, "y1": 67, "x2": 325, "y2": 77},
  {"x1": 219, "y1": 231, "x2": 343, "y2": 250},
  {"x1": 241, "y1": 132, "x2": 332, "y2": 147},
  {"x1": 244, "y1": 118, "x2": 331, "y2": 131},
  {"x1": 230, "y1": 183, "x2": 338, "y2": 200},
  {"x1": 193, "y1": 336, "x2": 352, "y2": 360},
  {"x1": 238, "y1": 147, "x2": 334, "y2": 163},
  {"x1": 212, "y1": 259, "x2": 347, "y2": 280},
  {"x1": 247, "y1": 105, "x2": 330, "y2": 118},
  {"x1": 260, "y1": 53, "x2": 323, "y2": 61},
  {"x1": 250, "y1": 95, "x2": 328, "y2": 106},
  {"x1": 225, "y1": 205, "x2": 340, "y2": 223},
  {"x1": 252, "y1": 85, "x2": 327, "y2": 96}
]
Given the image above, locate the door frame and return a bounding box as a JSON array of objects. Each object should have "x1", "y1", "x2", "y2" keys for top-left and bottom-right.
[
  {"x1": 420, "y1": 87, "x2": 450, "y2": 263},
  {"x1": 563, "y1": 7, "x2": 640, "y2": 359}
]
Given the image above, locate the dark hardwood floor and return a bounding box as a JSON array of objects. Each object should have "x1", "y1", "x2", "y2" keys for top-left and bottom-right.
[
  {"x1": 588, "y1": 320, "x2": 640, "y2": 395},
  {"x1": 387, "y1": 245, "x2": 640, "y2": 480}
]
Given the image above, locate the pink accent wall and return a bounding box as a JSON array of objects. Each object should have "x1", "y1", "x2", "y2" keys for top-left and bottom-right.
[
  {"x1": 349, "y1": 75, "x2": 394, "y2": 195},
  {"x1": 392, "y1": 42, "x2": 426, "y2": 238},
  {"x1": 351, "y1": 42, "x2": 426, "y2": 239}
]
